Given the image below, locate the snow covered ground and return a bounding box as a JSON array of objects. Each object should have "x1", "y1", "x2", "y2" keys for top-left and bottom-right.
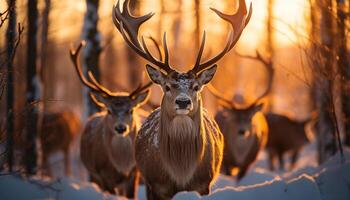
[{"x1": 0, "y1": 143, "x2": 349, "y2": 200}]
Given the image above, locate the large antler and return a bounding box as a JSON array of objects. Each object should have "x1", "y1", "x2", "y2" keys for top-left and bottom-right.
[
  {"x1": 207, "y1": 84, "x2": 236, "y2": 109},
  {"x1": 235, "y1": 50, "x2": 274, "y2": 105},
  {"x1": 69, "y1": 41, "x2": 117, "y2": 97},
  {"x1": 112, "y1": 0, "x2": 173, "y2": 74},
  {"x1": 129, "y1": 81, "x2": 152, "y2": 99},
  {"x1": 190, "y1": 0, "x2": 253, "y2": 74}
]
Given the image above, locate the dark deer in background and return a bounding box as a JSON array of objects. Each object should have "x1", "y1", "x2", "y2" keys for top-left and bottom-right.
[
  {"x1": 113, "y1": 0, "x2": 252, "y2": 199},
  {"x1": 265, "y1": 113, "x2": 313, "y2": 171},
  {"x1": 70, "y1": 42, "x2": 151, "y2": 198},
  {"x1": 208, "y1": 51, "x2": 273, "y2": 180},
  {"x1": 40, "y1": 110, "x2": 81, "y2": 176}
]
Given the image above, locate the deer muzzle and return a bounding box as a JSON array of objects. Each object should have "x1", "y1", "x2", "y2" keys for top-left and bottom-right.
[{"x1": 175, "y1": 94, "x2": 193, "y2": 115}]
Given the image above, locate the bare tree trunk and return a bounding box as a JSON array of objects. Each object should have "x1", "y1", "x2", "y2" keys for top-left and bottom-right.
[
  {"x1": 336, "y1": 0, "x2": 350, "y2": 146},
  {"x1": 265, "y1": 0, "x2": 275, "y2": 111},
  {"x1": 40, "y1": 0, "x2": 50, "y2": 111},
  {"x1": 5, "y1": 0, "x2": 16, "y2": 172},
  {"x1": 25, "y1": 0, "x2": 39, "y2": 174},
  {"x1": 81, "y1": 0, "x2": 101, "y2": 116},
  {"x1": 127, "y1": 0, "x2": 141, "y2": 89},
  {"x1": 315, "y1": 0, "x2": 337, "y2": 164},
  {"x1": 194, "y1": 0, "x2": 201, "y2": 50}
]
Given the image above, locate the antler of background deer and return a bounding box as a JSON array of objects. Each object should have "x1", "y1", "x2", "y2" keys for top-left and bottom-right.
[
  {"x1": 113, "y1": 0, "x2": 252, "y2": 74},
  {"x1": 235, "y1": 50, "x2": 274, "y2": 105},
  {"x1": 208, "y1": 50, "x2": 274, "y2": 108},
  {"x1": 69, "y1": 41, "x2": 152, "y2": 100}
]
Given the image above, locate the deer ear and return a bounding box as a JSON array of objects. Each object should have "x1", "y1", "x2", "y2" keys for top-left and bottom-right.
[
  {"x1": 132, "y1": 90, "x2": 150, "y2": 107},
  {"x1": 146, "y1": 64, "x2": 166, "y2": 85},
  {"x1": 197, "y1": 64, "x2": 217, "y2": 86}
]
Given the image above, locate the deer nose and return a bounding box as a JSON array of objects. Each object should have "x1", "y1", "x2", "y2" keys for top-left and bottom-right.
[
  {"x1": 238, "y1": 129, "x2": 246, "y2": 136},
  {"x1": 175, "y1": 99, "x2": 191, "y2": 109},
  {"x1": 115, "y1": 124, "x2": 127, "y2": 134}
]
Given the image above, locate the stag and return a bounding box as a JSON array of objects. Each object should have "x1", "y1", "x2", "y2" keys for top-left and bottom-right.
[
  {"x1": 40, "y1": 110, "x2": 81, "y2": 176},
  {"x1": 113, "y1": 0, "x2": 252, "y2": 198},
  {"x1": 208, "y1": 50, "x2": 273, "y2": 180},
  {"x1": 265, "y1": 113, "x2": 313, "y2": 171},
  {"x1": 70, "y1": 42, "x2": 151, "y2": 198}
]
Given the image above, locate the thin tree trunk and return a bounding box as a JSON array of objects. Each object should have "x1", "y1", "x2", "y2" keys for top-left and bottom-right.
[
  {"x1": 265, "y1": 0, "x2": 275, "y2": 112},
  {"x1": 127, "y1": 0, "x2": 141, "y2": 89},
  {"x1": 5, "y1": 0, "x2": 16, "y2": 172},
  {"x1": 40, "y1": 0, "x2": 50, "y2": 112},
  {"x1": 315, "y1": 0, "x2": 337, "y2": 164},
  {"x1": 336, "y1": 0, "x2": 350, "y2": 146},
  {"x1": 194, "y1": 0, "x2": 201, "y2": 50},
  {"x1": 25, "y1": 0, "x2": 39, "y2": 174},
  {"x1": 81, "y1": 0, "x2": 101, "y2": 116}
]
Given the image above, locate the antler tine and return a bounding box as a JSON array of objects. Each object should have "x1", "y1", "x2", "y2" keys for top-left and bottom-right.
[
  {"x1": 207, "y1": 83, "x2": 236, "y2": 109},
  {"x1": 239, "y1": 50, "x2": 274, "y2": 106},
  {"x1": 192, "y1": 0, "x2": 252, "y2": 74},
  {"x1": 129, "y1": 81, "x2": 153, "y2": 99},
  {"x1": 87, "y1": 71, "x2": 118, "y2": 97},
  {"x1": 69, "y1": 41, "x2": 113, "y2": 97},
  {"x1": 89, "y1": 92, "x2": 106, "y2": 108},
  {"x1": 113, "y1": 0, "x2": 173, "y2": 74}
]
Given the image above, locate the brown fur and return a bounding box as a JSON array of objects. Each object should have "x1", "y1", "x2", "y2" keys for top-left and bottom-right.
[
  {"x1": 216, "y1": 108, "x2": 268, "y2": 180},
  {"x1": 265, "y1": 113, "x2": 310, "y2": 171},
  {"x1": 80, "y1": 111, "x2": 140, "y2": 198},
  {"x1": 136, "y1": 98, "x2": 223, "y2": 199},
  {"x1": 39, "y1": 110, "x2": 81, "y2": 176}
]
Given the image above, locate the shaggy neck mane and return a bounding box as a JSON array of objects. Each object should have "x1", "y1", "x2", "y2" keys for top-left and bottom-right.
[
  {"x1": 102, "y1": 115, "x2": 137, "y2": 176},
  {"x1": 159, "y1": 98, "x2": 206, "y2": 186}
]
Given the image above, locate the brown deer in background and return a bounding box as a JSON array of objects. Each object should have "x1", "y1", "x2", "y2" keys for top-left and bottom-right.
[
  {"x1": 40, "y1": 110, "x2": 81, "y2": 176},
  {"x1": 113, "y1": 0, "x2": 252, "y2": 199},
  {"x1": 70, "y1": 42, "x2": 151, "y2": 198},
  {"x1": 208, "y1": 51, "x2": 273, "y2": 180},
  {"x1": 265, "y1": 113, "x2": 313, "y2": 171}
]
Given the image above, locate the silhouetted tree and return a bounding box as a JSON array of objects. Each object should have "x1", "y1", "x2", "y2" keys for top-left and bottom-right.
[
  {"x1": 25, "y1": 0, "x2": 39, "y2": 174},
  {"x1": 127, "y1": 0, "x2": 141, "y2": 89},
  {"x1": 308, "y1": 0, "x2": 340, "y2": 164},
  {"x1": 336, "y1": 0, "x2": 350, "y2": 146},
  {"x1": 81, "y1": 0, "x2": 101, "y2": 116},
  {"x1": 5, "y1": 0, "x2": 16, "y2": 172}
]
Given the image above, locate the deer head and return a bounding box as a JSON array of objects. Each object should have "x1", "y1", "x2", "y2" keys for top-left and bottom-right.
[
  {"x1": 69, "y1": 41, "x2": 151, "y2": 136},
  {"x1": 112, "y1": 0, "x2": 252, "y2": 117},
  {"x1": 209, "y1": 50, "x2": 274, "y2": 137}
]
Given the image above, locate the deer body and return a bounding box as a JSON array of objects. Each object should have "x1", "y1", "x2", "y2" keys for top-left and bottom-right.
[
  {"x1": 80, "y1": 110, "x2": 139, "y2": 196},
  {"x1": 265, "y1": 113, "x2": 310, "y2": 171},
  {"x1": 136, "y1": 104, "x2": 223, "y2": 199},
  {"x1": 69, "y1": 42, "x2": 151, "y2": 198},
  {"x1": 112, "y1": 0, "x2": 252, "y2": 198},
  {"x1": 215, "y1": 108, "x2": 268, "y2": 179},
  {"x1": 40, "y1": 110, "x2": 81, "y2": 176}
]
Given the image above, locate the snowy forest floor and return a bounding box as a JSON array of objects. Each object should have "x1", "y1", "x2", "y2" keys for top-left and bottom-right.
[{"x1": 0, "y1": 142, "x2": 349, "y2": 200}]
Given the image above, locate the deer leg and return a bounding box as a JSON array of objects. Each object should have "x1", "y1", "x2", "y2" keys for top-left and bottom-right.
[
  {"x1": 236, "y1": 167, "x2": 248, "y2": 182},
  {"x1": 277, "y1": 152, "x2": 285, "y2": 171},
  {"x1": 63, "y1": 148, "x2": 71, "y2": 176},
  {"x1": 42, "y1": 153, "x2": 52, "y2": 176},
  {"x1": 221, "y1": 164, "x2": 232, "y2": 176},
  {"x1": 290, "y1": 149, "x2": 300, "y2": 170},
  {"x1": 125, "y1": 169, "x2": 140, "y2": 199},
  {"x1": 146, "y1": 184, "x2": 162, "y2": 200},
  {"x1": 268, "y1": 150, "x2": 275, "y2": 171}
]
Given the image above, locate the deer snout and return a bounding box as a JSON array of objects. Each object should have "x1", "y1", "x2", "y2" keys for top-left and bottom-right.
[
  {"x1": 114, "y1": 124, "x2": 127, "y2": 134},
  {"x1": 175, "y1": 98, "x2": 191, "y2": 109}
]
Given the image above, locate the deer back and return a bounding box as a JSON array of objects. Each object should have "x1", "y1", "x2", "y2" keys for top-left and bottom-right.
[{"x1": 266, "y1": 113, "x2": 310, "y2": 152}]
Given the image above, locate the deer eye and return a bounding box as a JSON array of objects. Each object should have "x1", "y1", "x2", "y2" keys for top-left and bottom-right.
[
  {"x1": 165, "y1": 85, "x2": 171, "y2": 92},
  {"x1": 193, "y1": 85, "x2": 199, "y2": 91}
]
